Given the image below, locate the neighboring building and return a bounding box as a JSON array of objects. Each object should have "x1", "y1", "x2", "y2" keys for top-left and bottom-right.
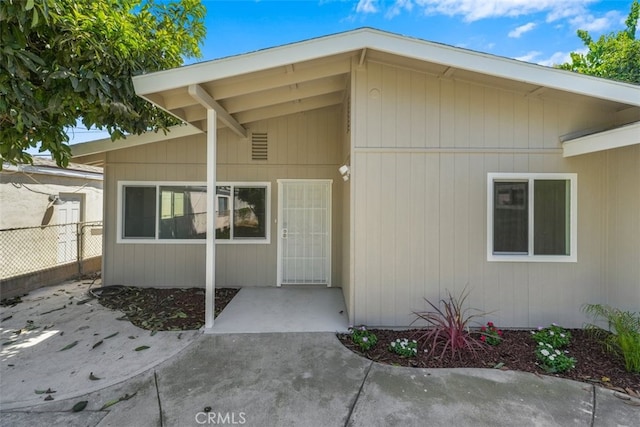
[
  {"x1": 0, "y1": 158, "x2": 103, "y2": 295},
  {"x1": 72, "y1": 29, "x2": 640, "y2": 330},
  {"x1": 1, "y1": 158, "x2": 103, "y2": 230}
]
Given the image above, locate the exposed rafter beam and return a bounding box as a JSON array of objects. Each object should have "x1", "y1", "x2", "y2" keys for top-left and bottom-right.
[
  {"x1": 206, "y1": 59, "x2": 351, "y2": 100},
  {"x1": 234, "y1": 92, "x2": 343, "y2": 124},
  {"x1": 441, "y1": 67, "x2": 455, "y2": 78},
  {"x1": 359, "y1": 48, "x2": 367, "y2": 66},
  {"x1": 188, "y1": 84, "x2": 247, "y2": 138},
  {"x1": 526, "y1": 86, "x2": 547, "y2": 97},
  {"x1": 223, "y1": 75, "x2": 347, "y2": 114}
]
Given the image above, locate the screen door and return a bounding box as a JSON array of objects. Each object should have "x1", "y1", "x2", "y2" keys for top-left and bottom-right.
[{"x1": 277, "y1": 180, "x2": 331, "y2": 286}]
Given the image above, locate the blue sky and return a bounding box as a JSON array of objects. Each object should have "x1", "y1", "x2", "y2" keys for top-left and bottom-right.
[{"x1": 68, "y1": 0, "x2": 636, "y2": 144}]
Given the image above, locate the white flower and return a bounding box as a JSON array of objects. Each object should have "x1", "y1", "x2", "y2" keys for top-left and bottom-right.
[
  {"x1": 541, "y1": 349, "x2": 550, "y2": 356},
  {"x1": 538, "y1": 342, "x2": 544, "y2": 346},
  {"x1": 560, "y1": 333, "x2": 565, "y2": 338},
  {"x1": 549, "y1": 331, "x2": 555, "y2": 336},
  {"x1": 555, "y1": 349, "x2": 561, "y2": 355},
  {"x1": 391, "y1": 342, "x2": 396, "y2": 347},
  {"x1": 362, "y1": 337, "x2": 368, "y2": 342},
  {"x1": 549, "y1": 355, "x2": 555, "y2": 361}
]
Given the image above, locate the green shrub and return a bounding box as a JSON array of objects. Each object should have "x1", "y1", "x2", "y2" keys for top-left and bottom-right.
[
  {"x1": 534, "y1": 343, "x2": 576, "y2": 373},
  {"x1": 531, "y1": 324, "x2": 572, "y2": 348},
  {"x1": 582, "y1": 304, "x2": 640, "y2": 373},
  {"x1": 349, "y1": 326, "x2": 378, "y2": 351},
  {"x1": 389, "y1": 338, "x2": 418, "y2": 357}
]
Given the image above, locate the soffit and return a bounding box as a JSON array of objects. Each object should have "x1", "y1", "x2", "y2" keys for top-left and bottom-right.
[{"x1": 133, "y1": 29, "x2": 640, "y2": 135}]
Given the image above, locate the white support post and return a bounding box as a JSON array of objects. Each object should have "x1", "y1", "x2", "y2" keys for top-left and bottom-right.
[{"x1": 204, "y1": 108, "x2": 217, "y2": 330}]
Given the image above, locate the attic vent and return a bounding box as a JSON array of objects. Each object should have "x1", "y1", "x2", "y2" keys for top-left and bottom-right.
[{"x1": 251, "y1": 133, "x2": 268, "y2": 161}]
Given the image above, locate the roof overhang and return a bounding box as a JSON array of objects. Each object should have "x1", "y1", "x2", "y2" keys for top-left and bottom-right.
[
  {"x1": 563, "y1": 121, "x2": 640, "y2": 157},
  {"x1": 132, "y1": 28, "x2": 640, "y2": 135},
  {"x1": 71, "y1": 124, "x2": 202, "y2": 158}
]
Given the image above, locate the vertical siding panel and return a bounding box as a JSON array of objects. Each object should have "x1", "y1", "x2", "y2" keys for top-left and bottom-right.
[
  {"x1": 513, "y1": 96, "x2": 529, "y2": 149},
  {"x1": 396, "y1": 68, "x2": 411, "y2": 148},
  {"x1": 528, "y1": 98, "x2": 544, "y2": 148},
  {"x1": 543, "y1": 100, "x2": 559, "y2": 149},
  {"x1": 453, "y1": 154, "x2": 469, "y2": 297},
  {"x1": 439, "y1": 154, "x2": 455, "y2": 295},
  {"x1": 499, "y1": 91, "x2": 514, "y2": 149},
  {"x1": 467, "y1": 154, "x2": 486, "y2": 311},
  {"x1": 394, "y1": 154, "x2": 411, "y2": 325},
  {"x1": 366, "y1": 63, "x2": 382, "y2": 148},
  {"x1": 425, "y1": 76, "x2": 440, "y2": 148},
  {"x1": 364, "y1": 154, "x2": 383, "y2": 324},
  {"x1": 381, "y1": 65, "x2": 397, "y2": 148},
  {"x1": 484, "y1": 88, "x2": 499, "y2": 148},
  {"x1": 439, "y1": 80, "x2": 454, "y2": 148},
  {"x1": 409, "y1": 153, "x2": 426, "y2": 313},
  {"x1": 454, "y1": 82, "x2": 470, "y2": 148},
  {"x1": 410, "y1": 71, "x2": 426, "y2": 148},
  {"x1": 468, "y1": 85, "x2": 484, "y2": 149},
  {"x1": 379, "y1": 154, "x2": 396, "y2": 325},
  {"x1": 424, "y1": 154, "x2": 440, "y2": 299}
]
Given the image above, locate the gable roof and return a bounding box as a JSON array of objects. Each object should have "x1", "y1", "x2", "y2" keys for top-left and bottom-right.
[
  {"x1": 132, "y1": 28, "x2": 640, "y2": 136},
  {"x1": 72, "y1": 28, "x2": 639, "y2": 161}
]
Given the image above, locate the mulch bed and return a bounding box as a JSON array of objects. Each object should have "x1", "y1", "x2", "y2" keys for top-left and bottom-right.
[
  {"x1": 95, "y1": 286, "x2": 238, "y2": 331},
  {"x1": 338, "y1": 328, "x2": 640, "y2": 396}
]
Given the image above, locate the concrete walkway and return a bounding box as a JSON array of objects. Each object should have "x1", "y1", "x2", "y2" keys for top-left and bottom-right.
[
  {"x1": 2, "y1": 281, "x2": 639, "y2": 426},
  {"x1": 211, "y1": 286, "x2": 349, "y2": 333}
]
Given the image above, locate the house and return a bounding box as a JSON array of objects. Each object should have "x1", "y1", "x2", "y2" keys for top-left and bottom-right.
[
  {"x1": 71, "y1": 28, "x2": 640, "y2": 330},
  {"x1": 0, "y1": 158, "x2": 103, "y2": 296}
]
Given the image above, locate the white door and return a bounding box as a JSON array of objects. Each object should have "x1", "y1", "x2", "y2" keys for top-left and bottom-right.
[
  {"x1": 57, "y1": 200, "x2": 80, "y2": 263},
  {"x1": 277, "y1": 180, "x2": 332, "y2": 286}
]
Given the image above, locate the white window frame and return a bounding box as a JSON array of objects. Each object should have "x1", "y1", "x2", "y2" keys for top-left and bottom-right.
[
  {"x1": 487, "y1": 173, "x2": 577, "y2": 263},
  {"x1": 215, "y1": 181, "x2": 271, "y2": 245},
  {"x1": 117, "y1": 181, "x2": 271, "y2": 245}
]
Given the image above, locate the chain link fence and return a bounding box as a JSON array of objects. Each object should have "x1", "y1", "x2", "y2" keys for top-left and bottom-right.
[{"x1": 0, "y1": 221, "x2": 103, "y2": 281}]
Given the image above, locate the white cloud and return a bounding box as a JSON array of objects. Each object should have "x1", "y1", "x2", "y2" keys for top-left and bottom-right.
[
  {"x1": 514, "y1": 51, "x2": 541, "y2": 63},
  {"x1": 356, "y1": 0, "x2": 379, "y2": 14},
  {"x1": 386, "y1": 0, "x2": 414, "y2": 19},
  {"x1": 569, "y1": 10, "x2": 622, "y2": 32},
  {"x1": 537, "y1": 51, "x2": 573, "y2": 67},
  {"x1": 413, "y1": 0, "x2": 597, "y2": 22},
  {"x1": 508, "y1": 22, "x2": 536, "y2": 38}
]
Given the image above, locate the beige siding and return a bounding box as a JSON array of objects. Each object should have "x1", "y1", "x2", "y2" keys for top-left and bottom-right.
[
  {"x1": 103, "y1": 107, "x2": 345, "y2": 288},
  {"x1": 605, "y1": 145, "x2": 640, "y2": 311},
  {"x1": 351, "y1": 61, "x2": 627, "y2": 328}
]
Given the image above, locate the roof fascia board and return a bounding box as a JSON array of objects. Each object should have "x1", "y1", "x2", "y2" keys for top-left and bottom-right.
[
  {"x1": 133, "y1": 28, "x2": 639, "y2": 107},
  {"x1": 70, "y1": 124, "x2": 202, "y2": 157},
  {"x1": 2, "y1": 163, "x2": 103, "y2": 180},
  {"x1": 563, "y1": 121, "x2": 640, "y2": 157}
]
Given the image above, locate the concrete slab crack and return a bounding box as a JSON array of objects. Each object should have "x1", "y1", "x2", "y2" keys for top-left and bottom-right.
[
  {"x1": 344, "y1": 361, "x2": 373, "y2": 427},
  {"x1": 589, "y1": 384, "x2": 596, "y2": 427},
  {"x1": 154, "y1": 370, "x2": 164, "y2": 427}
]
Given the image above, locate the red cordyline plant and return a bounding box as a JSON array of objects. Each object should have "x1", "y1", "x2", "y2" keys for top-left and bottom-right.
[{"x1": 411, "y1": 286, "x2": 489, "y2": 360}]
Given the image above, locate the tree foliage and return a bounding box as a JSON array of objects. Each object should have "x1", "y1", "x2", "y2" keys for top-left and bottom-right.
[
  {"x1": 0, "y1": 0, "x2": 206, "y2": 169},
  {"x1": 558, "y1": 0, "x2": 640, "y2": 84}
]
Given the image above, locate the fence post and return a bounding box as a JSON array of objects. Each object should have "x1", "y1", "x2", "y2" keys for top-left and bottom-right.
[{"x1": 77, "y1": 222, "x2": 83, "y2": 277}]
